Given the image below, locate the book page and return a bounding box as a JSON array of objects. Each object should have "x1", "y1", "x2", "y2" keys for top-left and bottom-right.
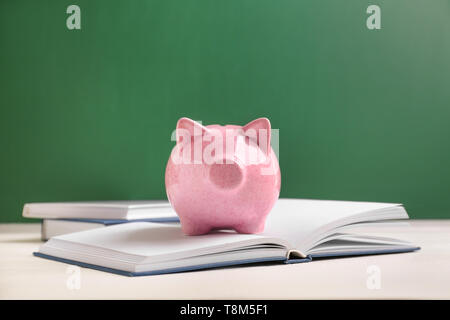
[
  {"x1": 262, "y1": 199, "x2": 406, "y2": 251},
  {"x1": 48, "y1": 222, "x2": 289, "y2": 262},
  {"x1": 44, "y1": 199, "x2": 406, "y2": 262}
]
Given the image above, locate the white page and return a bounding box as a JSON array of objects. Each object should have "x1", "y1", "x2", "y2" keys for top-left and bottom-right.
[
  {"x1": 40, "y1": 198, "x2": 409, "y2": 265},
  {"x1": 262, "y1": 199, "x2": 406, "y2": 252},
  {"x1": 44, "y1": 222, "x2": 288, "y2": 264}
]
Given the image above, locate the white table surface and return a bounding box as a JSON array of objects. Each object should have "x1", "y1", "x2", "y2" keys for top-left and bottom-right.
[{"x1": 1, "y1": 220, "x2": 449, "y2": 299}]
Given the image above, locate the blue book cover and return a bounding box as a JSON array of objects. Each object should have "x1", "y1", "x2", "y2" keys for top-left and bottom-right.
[{"x1": 34, "y1": 246, "x2": 419, "y2": 277}]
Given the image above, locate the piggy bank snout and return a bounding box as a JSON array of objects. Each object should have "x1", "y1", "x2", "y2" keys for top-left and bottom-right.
[{"x1": 208, "y1": 160, "x2": 244, "y2": 190}]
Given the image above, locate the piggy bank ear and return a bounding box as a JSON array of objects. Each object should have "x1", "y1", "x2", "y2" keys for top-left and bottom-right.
[
  {"x1": 176, "y1": 117, "x2": 209, "y2": 143},
  {"x1": 243, "y1": 117, "x2": 271, "y2": 154}
]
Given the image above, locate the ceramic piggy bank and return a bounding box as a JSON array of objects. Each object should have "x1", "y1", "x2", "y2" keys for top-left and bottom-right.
[{"x1": 165, "y1": 117, "x2": 281, "y2": 235}]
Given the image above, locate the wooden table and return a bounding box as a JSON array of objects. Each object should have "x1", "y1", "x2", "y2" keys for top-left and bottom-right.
[{"x1": 1, "y1": 221, "x2": 449, "y2": 299}]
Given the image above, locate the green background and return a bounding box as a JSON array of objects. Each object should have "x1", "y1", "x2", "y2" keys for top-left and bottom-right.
[{"x1": 1, "y1": 0, "x2": 449, "y2": 222}]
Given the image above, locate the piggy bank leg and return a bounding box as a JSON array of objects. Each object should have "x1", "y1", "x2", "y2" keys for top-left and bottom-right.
[
  {"x1": 233, "y1": 219, "x2": 267, "y2": 234},
  {"x1": 180, "y1": 218, "x2": 212, "y2": 236}
]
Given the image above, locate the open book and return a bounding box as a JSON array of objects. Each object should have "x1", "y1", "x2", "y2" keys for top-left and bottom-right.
[{"x1": 34, "y1": 199, "x2": 419, "y2": 276}]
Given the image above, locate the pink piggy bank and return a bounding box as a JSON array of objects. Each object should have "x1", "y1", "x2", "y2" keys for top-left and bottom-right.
[{"x1": 165, "y1": 117, "x2": 281, "y2": 235}]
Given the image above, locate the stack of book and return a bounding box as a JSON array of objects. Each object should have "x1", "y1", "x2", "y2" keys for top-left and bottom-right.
[
  {"x1": 25, "y1": 198, "x2": 420, "y2": 276},
  {"x1": 22, "y1": 201, "x2": 179, "y2": 240}
]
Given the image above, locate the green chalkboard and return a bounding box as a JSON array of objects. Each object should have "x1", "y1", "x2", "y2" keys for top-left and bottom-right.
[{"x1": 1, "y1": 0, "x2": 449, "y2": 222}]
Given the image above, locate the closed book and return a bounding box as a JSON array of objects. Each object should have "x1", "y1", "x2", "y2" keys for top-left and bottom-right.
[
  {"x1": 41, "y1": 217, "x2": 180, "y2": 240},
  {"x1": 23, "y1": 200, "x2": 177, "y2": 220}
]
